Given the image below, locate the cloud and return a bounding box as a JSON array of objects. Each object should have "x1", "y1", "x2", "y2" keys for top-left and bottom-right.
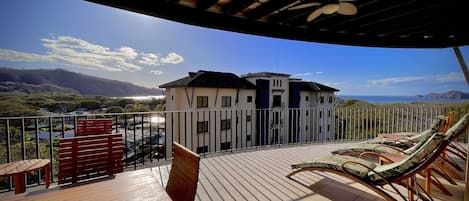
[
  {"x1": 369, "y1": 76, "x2": 424, "y2": 85},
  {"x1": 149, "y1": 70, "x2": 163, "y2": 75},
  {"x1": 369, "y1": 72, "x2": 464, "y2": 86},
  {"x1": 293, "y1": 72, "x2": 313, "y2": 77},
  {"x1": 293, "y1": 71, "x2": 323, "y2": 77},
  {"x1": 160, "y1": 53, "x2": 184, "y2": 64},
  {"x1": 0, "y1": 36, "x2": 184, "y2": 72},
  {"x1": 138, "y1": 53, "x2": 160, "y2": 66},
  {"x1": 137, "y1": 52, "x2": 184, "y2": 66},
  {"x1": 435, "y1": 72, "x2": 465, "y2": 82},
  {"x1": 325, "y1": 82, "x2": 345, "y2": 87},
  {"x1": 315, "y1": 71, "x2": 323, "y2": 74}
]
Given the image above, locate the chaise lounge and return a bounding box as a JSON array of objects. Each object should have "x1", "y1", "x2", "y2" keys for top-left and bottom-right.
[{"x1": 287, "y1": 113, "x2": 468, "y2": 201}]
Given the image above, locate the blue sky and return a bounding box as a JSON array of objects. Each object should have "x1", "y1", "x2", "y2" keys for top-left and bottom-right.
[{"x1": 0, "y1": 0, "x2": 467, "y2": 96}]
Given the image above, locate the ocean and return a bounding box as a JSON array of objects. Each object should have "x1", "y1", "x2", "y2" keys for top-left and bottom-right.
[
  {"x1": 112, "y1": 95, "x2": 165, "y2": 100},
  {"x1": 116, "y1": 95, "x2": 468, "y2": 104},
  {"x1": 338, "y1": 95, "x2": 469, "y2": 104}
]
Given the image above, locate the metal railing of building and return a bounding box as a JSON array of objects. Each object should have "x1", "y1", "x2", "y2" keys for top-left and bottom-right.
[{"x1": 0, "y1": 105, "x2": 467, "y2": 192}]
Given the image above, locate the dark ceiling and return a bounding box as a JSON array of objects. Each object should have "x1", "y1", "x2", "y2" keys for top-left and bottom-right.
[{"x1": 86, "y1": 0, "x2": 468, "y2": 48}]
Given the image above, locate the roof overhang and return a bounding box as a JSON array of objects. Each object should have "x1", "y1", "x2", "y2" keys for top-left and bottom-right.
[{"x1": 86, "y1": 0, "x2": 468, "y2": 48}]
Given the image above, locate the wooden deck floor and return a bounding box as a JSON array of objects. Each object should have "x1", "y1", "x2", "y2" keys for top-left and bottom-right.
[
  {"x1": 152, "y1": 143, "x2": 466, "y2": 201},
  {"x1": 1, "y1": 142, "x2": 465, "y2": 201}
]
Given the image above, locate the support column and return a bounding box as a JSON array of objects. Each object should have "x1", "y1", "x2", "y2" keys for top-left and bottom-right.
[{"x1": 453, "y1": 47, "x2": 469, "y2": 86}]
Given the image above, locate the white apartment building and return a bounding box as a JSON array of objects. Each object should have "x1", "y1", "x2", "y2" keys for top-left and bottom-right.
[
  {"x1": 241, "y1": 72, "x2": 291, "y2": 145},
  {"x1": 298, "y1": 82, "x2": 338, "y2": 142},
  {"x1": 160, "y1": 71, "x2": 257, "y2": 154},
  {"x1": 160, "y1": 70, "x2": 339, "y2": 154}
]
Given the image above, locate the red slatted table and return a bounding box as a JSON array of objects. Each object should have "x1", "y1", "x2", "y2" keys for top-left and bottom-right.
[{"x1": 0, "y1": 159, "x2": 51, "y2": 194}]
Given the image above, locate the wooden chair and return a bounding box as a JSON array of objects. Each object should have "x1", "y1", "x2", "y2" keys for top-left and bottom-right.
[
  {"x1": 166, "y1": 142, "x2": 200, "y2": 201},
  {"x1": 76, "y1": 119, "x2": 113, "y2": 136},
  {"x1": 58, "y1": 134, "x2": 124, "y2": 184}
]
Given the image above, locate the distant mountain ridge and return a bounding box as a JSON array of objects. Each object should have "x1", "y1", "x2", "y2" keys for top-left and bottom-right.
[
  {"x1": 0, "y1": 68, "x2": 162, "y2": 96},
  {"x1": 417, "y1": 90, "x2": 469, "y2": 99}
]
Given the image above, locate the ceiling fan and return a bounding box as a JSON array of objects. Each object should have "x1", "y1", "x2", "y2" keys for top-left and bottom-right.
[{"x1": 287, "y1": 0, "x2": 358, "y2": 22}]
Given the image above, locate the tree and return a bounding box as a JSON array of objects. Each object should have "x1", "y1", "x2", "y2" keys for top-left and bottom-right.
[{"x1": 106, "y1": 106, "x2": 124, "y2": 113}]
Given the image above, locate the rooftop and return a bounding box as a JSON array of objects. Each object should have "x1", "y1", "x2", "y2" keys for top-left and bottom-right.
[
  {"x1": 159, "y1": 70, "x2": 256, "y2": 89},
  {"x1": 312, "y1": 82, "x2": 340, "y2": 92},
  {"x1": 241, "y1": 72, "x2": 291, "y2": 78}
]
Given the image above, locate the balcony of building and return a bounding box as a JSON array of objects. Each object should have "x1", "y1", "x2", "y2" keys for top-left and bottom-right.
[{"x1": 0, "y1": 105, "x2": 468, "y2": 200}]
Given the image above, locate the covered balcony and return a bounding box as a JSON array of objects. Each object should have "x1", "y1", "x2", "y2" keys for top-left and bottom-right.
[{"x1": 0, "y1": 105, "x2": 468, "y2": 200}]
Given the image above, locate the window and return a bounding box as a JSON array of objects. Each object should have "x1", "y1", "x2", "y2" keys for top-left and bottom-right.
[
  {"x1": 220, "y1": 142, "x2": 231, "y2": 150},
  {"x1": 171, "y1": 96, "x2": 174, "y2": 100},
  {"x1": 306, "y1": 111, "x2": 309, "y2": 116},
  {"x1": 319, "y1": 111, "x2": 322, "y2": 118},
  {"x1": 329, "y1": 96, "x2": 333, "y2": 103},
  {"x1": 327, "y1": 124, "x2": 330, "y2": 131},
  {"x1": 246, "y1": 135, "x2": 251, "y2": 141},
  {"x1": 280, "y1": 80, "x2": 282, "y2": 87},
  {"x1": 246, "y1": 115, "x2": 251, "y2": 122},
  {"x1": 319, "y1": 126, "x2": 322, "y2": 133},
  {"x1": 197, "y1": 96, "x2": 208, "y2": 108},
  {"x1": 273, "y1": 95, "x2": 281, "y2": 107},
  {"x1": 306, "y1": 125, "x2": 308, "y2": 131},
  {"x1": 196, "y1": 146, "x2": 208, "y2": 154},
  {"x1": 222, "y1": 96, "x2": 231, "y2": 107},
  {"x1": 305, "y1": 96, "x2": 309, "y2": 101},
  {"x1": 328, "y1": 110, "x2": 331, "y2": 117},
  {"x1": 247, "y1": 96, "x2": 252, "y2": 102},
  {"x1": 221, "y1": 119, "x2": 231, "y2": 130},
  {"x1": 197, "y1": 121, "x2": 208, "y2": 133},
  {"x1": 320, "y1": 96, "x2": 324, "y2": 104},
  {"x1": 274, "y1": 112, "x2": 279, "y2": 124}
]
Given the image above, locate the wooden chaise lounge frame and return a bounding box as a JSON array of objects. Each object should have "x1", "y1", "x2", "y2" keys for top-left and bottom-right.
[
  {"x1": 331, "y1": 113, "x2": 461, "y2": 196},
  {"x1": 287, "y1": 135, "x2": 449, "y2": 201},
  {"x1": 352, "y1": 113, "x2": 466, "y2": 195},
  {"x1": 287, "y1": 114, "x2": 468, "y2": 201}
]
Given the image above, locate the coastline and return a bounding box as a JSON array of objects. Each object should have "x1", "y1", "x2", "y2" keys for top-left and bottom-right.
[{"x1": 338, "y1": 95, "x2": 469, "y2": 104}]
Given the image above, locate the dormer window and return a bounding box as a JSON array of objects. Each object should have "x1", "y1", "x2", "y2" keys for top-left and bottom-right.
[
  {"x1": 222, "y1": 96, "x2": 231, "y2": 107},
  {"x1": 197, "y1": 96, "x2": 208, "y2": 108}
]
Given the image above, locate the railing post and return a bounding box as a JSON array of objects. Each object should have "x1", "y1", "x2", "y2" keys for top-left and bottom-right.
[
  {"x1": 35, "y1": 118, "x2": 41, "y2": 185},
  {"x1": 124, "y1": 114, "x2": 128, "y2": 168},
  {"x1": 133, "y1": 115, "x2": 136, "y2": 170},
  {"x1": 107, "y1": 135, "x2": 114, "y2": 176},
  {"x1": 141, "y1": 114, "x2": 144, "y2": 166},
  {"x1": 48, "y1": 117, "x2": 54, "y2": 183},
  {"x1": 5, "y1": 119, "x2": 12, "y2": 191}
]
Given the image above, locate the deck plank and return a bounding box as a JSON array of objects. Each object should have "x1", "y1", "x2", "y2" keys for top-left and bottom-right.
[
  {"x1": 154, "y1": 142, "x2": 466, "y2": 201},
  {"x1": 1, "y1": 142, "x2": 465, "y2": 201}
]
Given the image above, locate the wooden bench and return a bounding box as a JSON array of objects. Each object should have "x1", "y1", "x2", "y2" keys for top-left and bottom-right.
[
  {"x1": 58, "y1": 134, "x2": 123, "y2": 184},
  {"x1": 76, "y1": 119, "x2": 113, "y2": 136}
]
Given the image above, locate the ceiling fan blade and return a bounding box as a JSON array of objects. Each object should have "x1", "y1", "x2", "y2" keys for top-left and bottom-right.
[
  {"x1": 337, "y1": 2, "x2": 357, "y2": 15},
  {"x1": 321, "y1": 4, "x2": 340, "y2": 14},
  {"x1": 288, "y1": 2, "x2": 321, "y2": 10},
  {"x1": 307, "y1": 8, "x2": 323, "y2": 22}
]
